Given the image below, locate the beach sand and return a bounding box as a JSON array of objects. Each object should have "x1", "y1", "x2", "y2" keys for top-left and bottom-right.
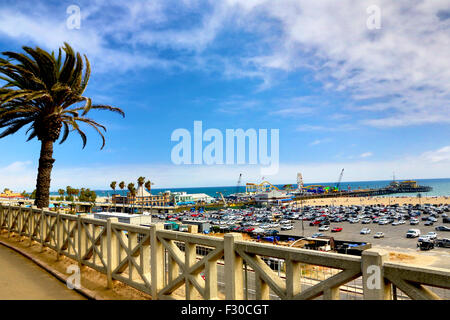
[{"x1": 293, "y1": 196, "x2": 450, "y2": 207}]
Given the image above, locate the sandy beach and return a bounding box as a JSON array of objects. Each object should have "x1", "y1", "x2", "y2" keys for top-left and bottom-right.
[{"x1": 294, "y1": 195, "x2": 450, "y2": 207}]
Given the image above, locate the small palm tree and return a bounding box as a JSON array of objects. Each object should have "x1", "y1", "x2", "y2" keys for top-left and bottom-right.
[
  {"x1": 127, "y1": 182, "x2": 136, "y2": 214},
  {"x1": 57, "y1": 188, "x2": 65, "y2": 202},
  {"x1": 0, "y1": 43, "x2": 125, "y2": 208},
  {"x1": 119, "y1": 181, "x2": 125, "y2": 212},
  {"x1": 110, "y1": 181, "x2": 117, "y2": 212}
]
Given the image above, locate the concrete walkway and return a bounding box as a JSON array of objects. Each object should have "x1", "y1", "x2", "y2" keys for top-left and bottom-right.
[{"x1": 0, "y1": 244, "x2": 85, "y2": 300}]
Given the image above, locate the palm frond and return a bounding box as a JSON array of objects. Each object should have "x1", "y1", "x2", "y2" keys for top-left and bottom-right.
[{"x1": 0, "y1": 43, "x2": 125, "y2": 147}]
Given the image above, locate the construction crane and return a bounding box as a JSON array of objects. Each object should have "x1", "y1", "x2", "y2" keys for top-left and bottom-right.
[
  {"x1": 216, "y1": 192, "x2": 227, "y2": 207},
  {"x1": 335, "y1": 168, "x2": 344, "y2": 191}
]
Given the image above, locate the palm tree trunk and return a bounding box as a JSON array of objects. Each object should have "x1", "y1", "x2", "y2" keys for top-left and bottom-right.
[{"x1": 34, "y1": 140, "x2": 55, "y2": 208}]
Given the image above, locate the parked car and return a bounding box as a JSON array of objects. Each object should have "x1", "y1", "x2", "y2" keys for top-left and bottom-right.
[
  {"x1": 424, "y1": 221, "x2": 434, "y2": 226},
  {"x1": 435, "y1": 238, "x2": 450, "y2": 248},
  {"x1": 281, "y1": 225, "x2": 293, "y2": 231},
  {"x1": 361, "y1": 218, "x2": 372, "y2": 224},
  {"x1": 418, "y1": 235, "x2": 431, "y2": 242},
  {"x1": 406, "y1": 229, "x2": 420, "y2": 238},
  {"x1": 417, "y1": 240, "x2": 434, "y2": 251},
  {"x1": 360, "y1": 228, "x2": 371, "y2": 234},
  {"x1": 426, "y1": 232, "x2": 437, "y2": 240},
  {"x1": 318, "y1": 225, "x2": 330, "y2": 231},
  {"x1": 374, "y1": 232, "x2": 385, "y2": 238},
  {"x1": 331, "y1": 227, "x2": 343, "y2": 232},
  {"x1": 311, "y1": 233, "x2": 324, "y2": 238},
  {"x1": 436, "y1": 225, "x2": 450, "y2": 232},
  {"x1": 410, "y1": 218, "x2": 419, "y2": 225}
]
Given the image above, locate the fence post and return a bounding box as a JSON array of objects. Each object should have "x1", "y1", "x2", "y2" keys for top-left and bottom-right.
[
  {"x1": 77, "y1": 214, "x2": 87, "y2": 267},
  {"x1": 224, "y1": 233, "x2": 244, "y2": 300},
  {"x1": 40, "y1": 208, "x2": 45, "y2": 252},
  {"x1": 106, "y1": 217, "x2": 119, "y2": 289},
  {"x1": 362, "y1": 248, "x2": 392, "y2": 300},
  {"x1": 56, "y1": 213, "x2": 62, "y2": 261},
  {"x1": 150, "y1": 223, "x2": 164, "y2": 299},
  {"x1": 7, "y1": 204, "x2": 11, "y2": 238},
  {"x1": 28, "y1": 207, "x2": 33, "y2": 247},
  {"x1": 18, "y1": 206, "x2": 23, "y2": 237}
]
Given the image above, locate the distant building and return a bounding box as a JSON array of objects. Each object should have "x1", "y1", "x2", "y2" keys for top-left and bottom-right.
[
  {"x1": 112, "y1": 185, "x2": 173, "y2": 207},
  {"x1": 181, "y1": 219, "x2": 211, "y2": 233},
  {"x1": 111, "y1": 187, "x2": 215, "y2": 207},
  {"x1": 190, "y1": 193, "x2": 215, "y2": 204},
  {"x1": 93, "y1": 212, "x2": 152, "y2": 225},
  {"x1": 254, "y1": 190, "x2": 290, "y2": 204},
  {"x1": 172, "y1": 191, "x2": 194, "y2": 205},
  {"x1": 0, "y1": 190, "x2": 25, "y2": 199}
]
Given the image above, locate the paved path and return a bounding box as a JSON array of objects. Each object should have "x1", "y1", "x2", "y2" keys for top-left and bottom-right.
[{"x1": 0, "y1": 244, "x2": 85, "y2": 300}]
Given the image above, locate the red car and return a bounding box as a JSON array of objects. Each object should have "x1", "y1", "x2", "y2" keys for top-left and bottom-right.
[
  {"x1": 331, "y1": 227, "x2": 343, "y2": 232},
  {"x1": 244, "y1": 227, "x2": 255, "y2": 232}
]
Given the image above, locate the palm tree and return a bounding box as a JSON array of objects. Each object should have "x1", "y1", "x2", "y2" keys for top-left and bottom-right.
[
  {"x1": 119, "y1": 181, "x2": 125, "y2": 213},
  {"x1": 110, "y1": 181, "x2": 117, "y2": 212},
  {"x1": 0, "y1": 43, "x2": 125, "y2": 208},
  {"x1": 57, "y1": 188, "x2": 65, "y2": 202},
  {"x1": 127, "y1": 182, "x2": 136, "y2": 214}
]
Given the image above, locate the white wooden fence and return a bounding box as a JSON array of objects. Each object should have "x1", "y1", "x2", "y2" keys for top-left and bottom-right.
[{"x1": 1, "y1": 204, "x2": 449, "y2": 300}]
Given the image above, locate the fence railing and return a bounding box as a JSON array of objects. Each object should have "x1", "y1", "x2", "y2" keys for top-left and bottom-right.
[{"x1": 1, "y1": 204, "x2": 449, "y2": 300}]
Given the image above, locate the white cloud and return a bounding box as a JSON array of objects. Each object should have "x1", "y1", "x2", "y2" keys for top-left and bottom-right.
[
  {"x1": 296, "y1": 124, "x2": 355, "y2": 132},
  {"x1": 0, "y1": 0, "x2": 448, "y2": 127},
  {"x1": 309, "y1": 138, "x2": 331, "y2": 146},
  {"x1": 360, "y1": 152, "x2": 373, "y2": 158},
  {"x1": 421, "y1": 146, "x2": 450, "y2": 163}
]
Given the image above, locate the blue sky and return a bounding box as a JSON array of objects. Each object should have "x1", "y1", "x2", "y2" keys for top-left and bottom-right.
[{"x1": 0, "y1": 0, "x2": 449, "y2": 190}]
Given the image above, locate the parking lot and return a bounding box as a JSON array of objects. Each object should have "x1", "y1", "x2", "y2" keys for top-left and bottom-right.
[
  {"x1": 279, "y1": 219, "x2": 450, "y2": 250},
  {"x1": 155, "y1": 203, "x2": 450, "y2": 258}
]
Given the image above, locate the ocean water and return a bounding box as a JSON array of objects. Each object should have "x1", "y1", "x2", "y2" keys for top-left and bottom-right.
[{"x1": 51, "y1": 178, "x2": 450, "y2": 198}]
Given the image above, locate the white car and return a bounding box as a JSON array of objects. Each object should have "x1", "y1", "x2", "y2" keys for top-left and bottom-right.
[
  {"x1": 378, "y1": 219, "x2": 389, "y2": 225},
  {"x1": 410, "y1": 218, "x2": 419, "y2": 225},
  {"x1": 318, "y1": 225, "x2": 329, "y2": 231},
  {"x1": 281, "y1": 225, "x2": 293, "y2": 231},
  {"x1": 418, "y1": 235, "x2": 431, "y2": 242},
  {"x1": 406, "y1": 229, "x2": 421, "y2": 238},
  {"x1": 360, "y1": 228, "x2": 371, "y2": 234},
  {"x1": 426, "y1": 232, "x2": 437, "y2": 240},
  {"x1": 270, "y1": 223, "x2": 280, "y2": 228},
  {"x1": 374, "y1": 232, "x2": 385, "y2": 238}
]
